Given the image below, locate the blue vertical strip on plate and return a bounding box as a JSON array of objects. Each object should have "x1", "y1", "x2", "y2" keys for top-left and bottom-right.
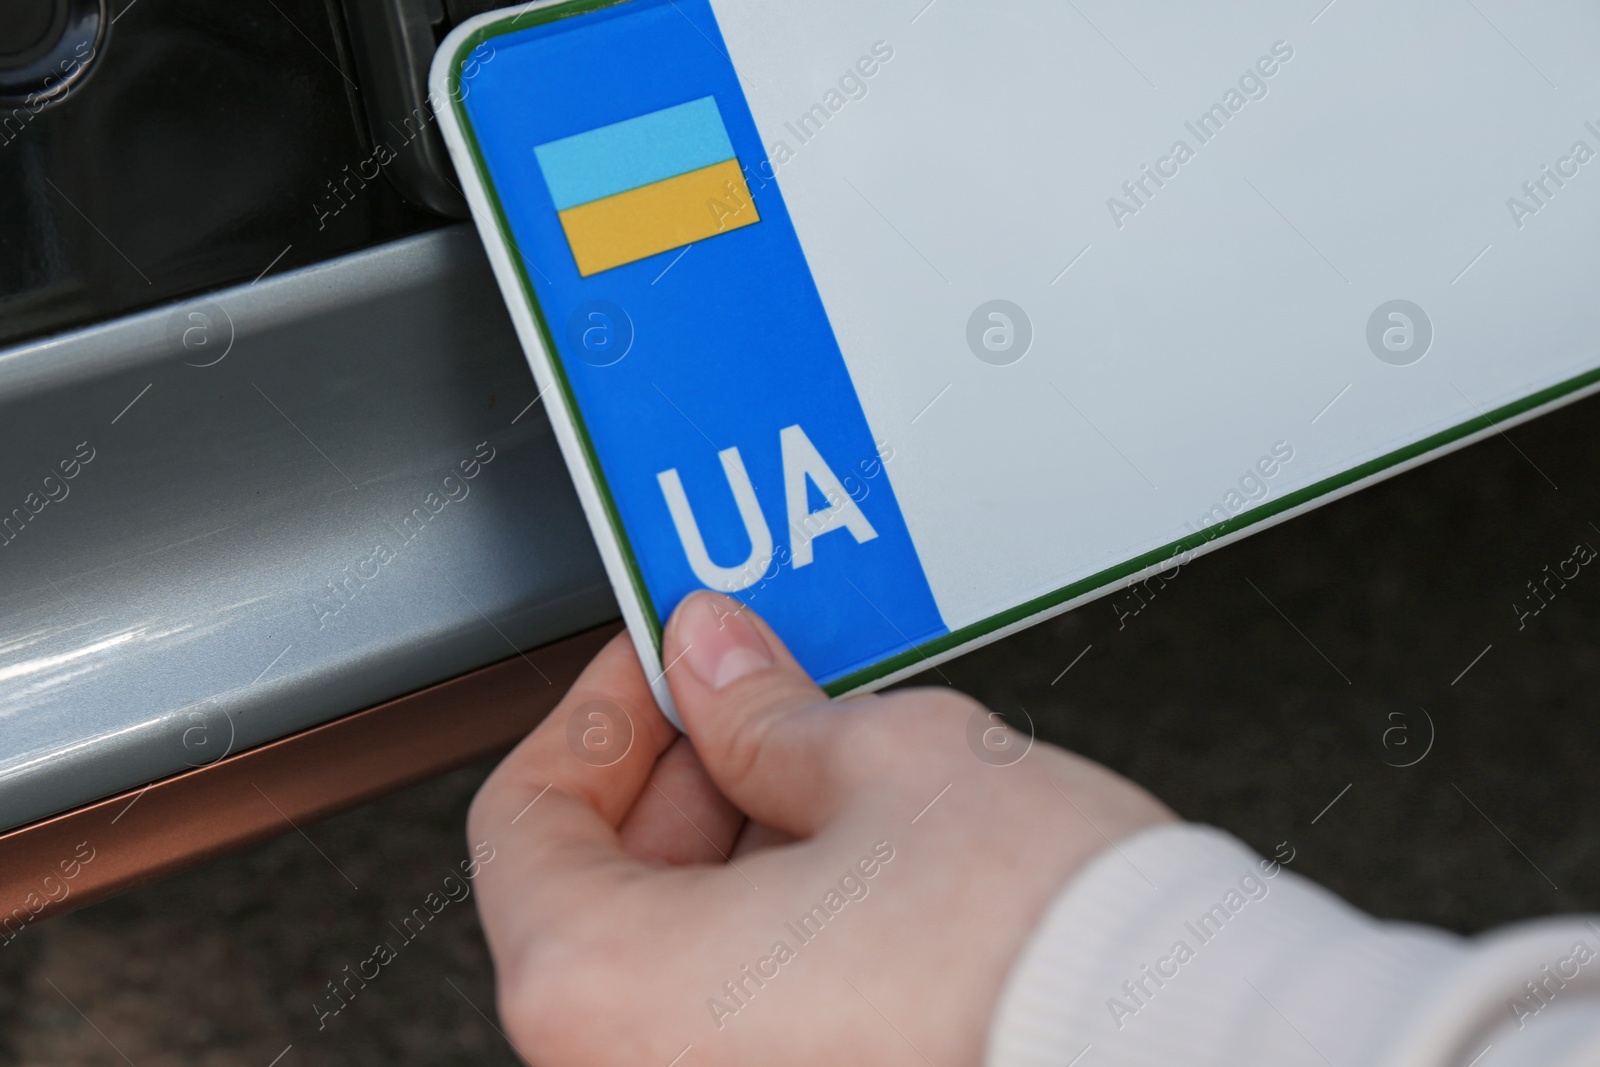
[{"x1": 460, "y1": 0, "x2": 947, "y2": 684}]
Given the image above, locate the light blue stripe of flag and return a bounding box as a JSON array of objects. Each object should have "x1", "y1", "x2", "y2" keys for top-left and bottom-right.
[{"x1": 534, "y1": 96, "x2": 736, "y2": 211}]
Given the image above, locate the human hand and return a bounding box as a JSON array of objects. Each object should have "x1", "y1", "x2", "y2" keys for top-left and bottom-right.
[{"x1": 469, "y1": 592, "x2": 1175, "y2": 1066}]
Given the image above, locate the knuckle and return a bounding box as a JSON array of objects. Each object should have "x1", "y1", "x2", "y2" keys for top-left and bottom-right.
[
  {"x1": 499, "y1": 957, "x2": 565, "y2": 1052},
  {"x1": 830, "y1": 702, "x2": 929, "y2": 779},
  {"x1": 839, "y1": 706, "x2": 908, "y2": 754},
  {"x1": 889, "y1": 687, "x2": 984, "y2": 739},
  {"x1": 465, "y1": 791, "x2": 498, "y2": 852},
  {"x1": 833, "y1": 689, "x2": 990, "y2": 777},
  {"x1": 921, "y1": 687, "x2": 987, "y2": 722},
  {"x1": 501, "y1": 930, "x2": 629, "y2": 1057}
]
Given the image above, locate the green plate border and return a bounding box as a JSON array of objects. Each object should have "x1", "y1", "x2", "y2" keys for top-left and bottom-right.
[
  {"x1": 446, "y1": 0, "x2": 663, "y2": 654},
  {"x1": 825, "y1": 364, "x2": 1600, "y2": 693},
  {"x1": 445, "y1": 5, "x2": 1600, "y2": 696}
]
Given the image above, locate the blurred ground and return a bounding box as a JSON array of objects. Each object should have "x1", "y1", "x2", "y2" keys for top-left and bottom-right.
[{"x1": 2, "y1": 391, "x2": 1597, "y2": 1065}]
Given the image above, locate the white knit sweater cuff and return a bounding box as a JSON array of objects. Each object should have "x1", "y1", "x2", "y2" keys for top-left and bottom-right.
[{"x1": 985, "y1": 823, "x2": 1600, "y2": 1067}]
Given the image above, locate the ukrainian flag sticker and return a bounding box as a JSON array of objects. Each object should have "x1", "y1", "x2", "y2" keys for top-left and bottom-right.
[{"x1": 534, "y1": 96, "x2": 760, "y2": 276}]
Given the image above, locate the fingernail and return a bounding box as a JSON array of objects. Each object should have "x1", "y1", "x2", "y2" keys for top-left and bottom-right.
[{"x1": 679, "y1": 593, "x2": 772, "y2": 690}]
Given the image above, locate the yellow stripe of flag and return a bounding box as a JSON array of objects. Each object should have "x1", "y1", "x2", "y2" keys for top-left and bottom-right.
[{"x1": 556, "y1": 158, "x2": 760, "y2": 277}]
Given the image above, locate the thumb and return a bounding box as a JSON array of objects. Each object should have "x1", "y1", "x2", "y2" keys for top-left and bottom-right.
[{"x1": 663, "y1": 592, "x2": 861, "y2": 838}]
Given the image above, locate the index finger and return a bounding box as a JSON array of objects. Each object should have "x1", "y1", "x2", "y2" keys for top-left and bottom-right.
[{"x1": 468, "y1": 630, "x2": 680, "y2": 954}]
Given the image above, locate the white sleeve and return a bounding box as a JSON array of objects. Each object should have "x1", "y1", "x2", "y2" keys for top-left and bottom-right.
[{"x1": 986, "y1": 824, "x2": 1600, "y2": 1067}]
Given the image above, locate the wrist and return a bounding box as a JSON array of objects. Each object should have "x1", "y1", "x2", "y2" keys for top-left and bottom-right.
[{"x1": 985, "y1": 823, "x2": 1465, "y2": 1067}]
